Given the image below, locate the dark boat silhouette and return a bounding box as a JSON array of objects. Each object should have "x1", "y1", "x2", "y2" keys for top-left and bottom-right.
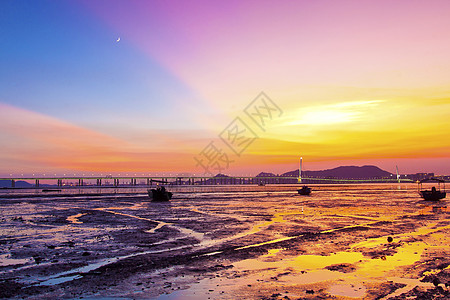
[
  {"x1": 298, "y1": 186, "x2": 311, "y2": 195},
  {"x1": 148, "y1": 186, "x2": 172, "y2": 202},
  {"x1": 418, "y1": 177, "x2": 446, "y2": 201}
]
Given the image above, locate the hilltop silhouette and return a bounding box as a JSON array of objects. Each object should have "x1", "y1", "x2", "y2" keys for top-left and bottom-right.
[
  {"x1": 255, "y1": 172, "x2": 277, "y2": 177},
  {"x1": 0, "y1": 180, "x2": 32, "y2": 188},
  {"x1": 282, "y1": 165, "x2": 392, "y2": 179}
]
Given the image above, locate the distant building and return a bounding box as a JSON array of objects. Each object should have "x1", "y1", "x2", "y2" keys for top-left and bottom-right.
[
  {"x1": 441, "y1": 175, "x2": 450, "y2": 181},
  {"x1": 405, "y1": 173, "x2": 434, "y2": 182}
]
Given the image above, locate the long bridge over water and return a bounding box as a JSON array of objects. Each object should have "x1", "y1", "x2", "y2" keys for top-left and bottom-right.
[{"x1": 0, "y1": 175, "x2": 413, "y2": 188}]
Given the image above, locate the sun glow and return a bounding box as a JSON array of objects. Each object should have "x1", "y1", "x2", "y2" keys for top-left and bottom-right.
[
  {"x1": 296, "y1": 110, "x2": 358, "y2": 125},
  {"x1": 284, "y1": 100, "x2": 384, "y2": 126}
]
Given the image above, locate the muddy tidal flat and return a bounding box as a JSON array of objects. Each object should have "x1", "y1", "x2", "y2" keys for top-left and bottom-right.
[{"x1": 1, "y1": 184, "x2": 449, "y2": 299}]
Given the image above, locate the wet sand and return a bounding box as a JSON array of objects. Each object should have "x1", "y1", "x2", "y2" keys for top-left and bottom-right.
[{"x1": 0, "y1": 184, "x2": 449, "y2": 299}]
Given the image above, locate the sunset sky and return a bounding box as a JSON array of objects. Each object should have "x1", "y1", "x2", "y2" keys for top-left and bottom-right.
[{"x1": 1, "y1": 0, "x2": 450, "y2": 176}]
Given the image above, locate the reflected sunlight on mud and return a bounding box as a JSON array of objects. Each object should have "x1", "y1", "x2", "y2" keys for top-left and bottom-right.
[{"x1": 1, "y1": 184, "x2": 449, "y2": 299}]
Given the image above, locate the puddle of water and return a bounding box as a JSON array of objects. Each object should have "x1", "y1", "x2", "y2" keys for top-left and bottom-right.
[
  {"x1": 233, "y1": 219, "x2": 376, "y2": 253},
  {"x1": 234, "y1": 235, "x2": 297, "y2": 251},
  {"x1": 263, "y1": 249, "x2": 282, "y2": 257},
  {"x1": 423, "y1": 264, "x2": 450, "y2": 277},
  {"x1": 351, "y1": 223, "x2": 450, "y2": 251},
  {"x1": 320, "y1": 222, "x2": 373, "y2": 234},
  {"x1": 145, "y1": 221, "x2": 170, "y2": 234},
  {"x1": 247, "y1": 211, "x2": 304, "y2": 235},
  {"x1": 67, "y1": 213, "x2": 86, "y2": 224},
  {"x1": 409, "y1": 223, "x2": 450, "y2": 237},
  {"x1": 380, "y1": 277, "x2": 436, "y2": 300},
  {"x1": 347, "y1": 241, "x2": 429, "y2": 297},
  {"x1": 328, "y1": 283, "x2": 367, "y2": 298},
  {"x1": 293, "y1": 251, "x2": 364, "y2": 270},
  {"x1": 29, "y1": 244, "x2": 195, "y2": 286},
  {"x1": 199, "y1": 251, "x2": 223, "y2": 257},
  {"x1": 284, "y1": 269, "x2": 343, "y2": 285},
  {"x1": 38, "y1": 275, "x2": 83, "y2": 286},
  {"x1": 233, "y1": 251, "x2": 350, "y2": 284},
  {"x1": 333, "y1": 214, "x2": 380, "y2": 221},
  {"x1": 351, "y1": 236, "x2": 391, "y2": 249},
  {"x1": 356, "y1": 241, "x2": 425, "y2": 277},
  {"x1": 155, "y1": 277, "x2": 227, "y2": 300},
  {"x1": 0, "y1": 254, "x2": 33, "y2": 267}
]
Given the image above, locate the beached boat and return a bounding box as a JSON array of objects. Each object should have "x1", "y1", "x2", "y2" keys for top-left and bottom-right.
[
  {"x1": 148, "y1": 186, "x2": 172, "y2": 202},
  {"x1": 42, "y1": 189, "x2": 62, "y2": 192},
  {"x1": 298, "y1": 186, "x2": 311, "y2": 195},
  {"x1": 418, "y1": 177, "x2": 446, "y2": 201}
]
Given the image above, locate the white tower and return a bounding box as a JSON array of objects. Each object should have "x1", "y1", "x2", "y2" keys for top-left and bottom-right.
[
  {"x1": 298, "y1": 157, "x2": 303, "y2": 183},
  {"x1": 396, "y1": 165, "x2": 400, "y2": 183}
]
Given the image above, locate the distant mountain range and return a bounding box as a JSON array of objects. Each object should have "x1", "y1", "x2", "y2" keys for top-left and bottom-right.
[
  {"x1": 0, "y1": 180, "x2": 53, "y2": 188},
  {"x1": 257, "y1": 165, "x2": 393, "y2": 179},
  {"x1": 0, "y1": 180, "x2": 33, "y2": 188}
]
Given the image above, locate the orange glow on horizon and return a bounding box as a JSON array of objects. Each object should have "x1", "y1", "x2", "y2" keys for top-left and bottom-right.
[{"x1": 1, "y1": 95, "x2": 450, "y2": 176}]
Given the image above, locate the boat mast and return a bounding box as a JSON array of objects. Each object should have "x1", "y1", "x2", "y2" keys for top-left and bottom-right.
[{"x1": 298, "y1": 157, "x2": 302, "y2": 183}]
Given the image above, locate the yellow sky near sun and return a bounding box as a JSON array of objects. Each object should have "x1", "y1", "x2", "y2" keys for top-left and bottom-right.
[{"x1": 250, "y1": 86, "x2": 450, "y2": 164}]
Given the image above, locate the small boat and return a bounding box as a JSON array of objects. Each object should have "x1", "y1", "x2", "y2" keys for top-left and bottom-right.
[
  {"x1": 148, "y1": 186, "x2": 172, "y2": 202},
  {"x1": 298, "y1": 186, "x2": 311, "y2": 195},
  {"x1": 418, "y1": 177, "x2": 446, "y2": 201}
]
